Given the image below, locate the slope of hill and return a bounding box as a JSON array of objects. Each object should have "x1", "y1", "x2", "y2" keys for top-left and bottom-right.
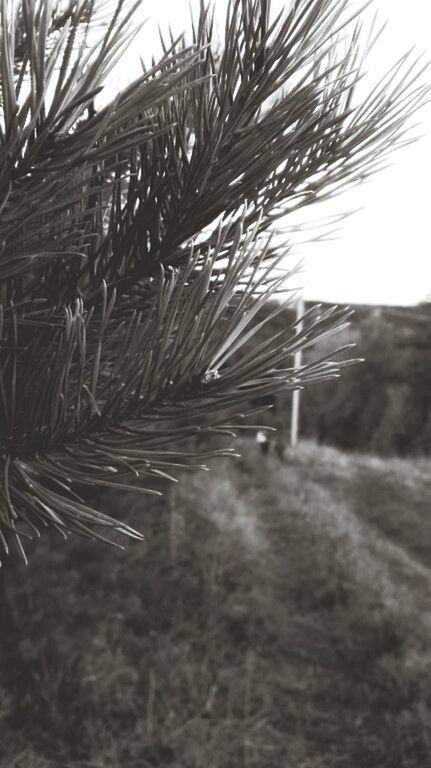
[{"x1": 1, "y1": 442, "x2": 430, "y2": 767}]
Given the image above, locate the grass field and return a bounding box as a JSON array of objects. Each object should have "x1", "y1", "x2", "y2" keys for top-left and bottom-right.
[{"x1": 1, "y1": 440, "x2": 430, "y2": 767}]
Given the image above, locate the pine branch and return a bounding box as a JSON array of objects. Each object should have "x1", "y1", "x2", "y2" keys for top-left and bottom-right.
[
  {"x1": 0, "y1": 1, "x2": 428, "y2": 559},
  {"x1": 0, "y1": 0, "x2": 210, "y2": 304},
  {"x1": 0, "y1": 212, "x2": 357, "y2": 559},
  {"x1": 89, "y1": 0, "x2": 429, "y2": 290}
]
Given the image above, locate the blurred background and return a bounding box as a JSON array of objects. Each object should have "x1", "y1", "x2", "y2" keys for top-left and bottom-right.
[{"x1": 1, "y1": 2, "x2": 431, "y2": 768}]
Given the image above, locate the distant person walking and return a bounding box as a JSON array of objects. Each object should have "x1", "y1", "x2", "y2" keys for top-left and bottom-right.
[{"x1": 256, "y1": 430, "x2": 270, "y2": 455}]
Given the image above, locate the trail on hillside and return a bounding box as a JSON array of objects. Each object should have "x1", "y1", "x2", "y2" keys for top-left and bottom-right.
[
  {"x1": 290, "y1": 443, "x2": 431, "y2": 573},
  {"x1": 1, "y1": 441, "x2": 431, "y2": 768},
  {"x1": 222, "y1": 441, "x2": 431, "y2": 767}
]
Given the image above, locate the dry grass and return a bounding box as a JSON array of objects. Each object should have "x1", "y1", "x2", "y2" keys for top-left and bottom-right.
[{"x1": 1, "y1": 440, "x2": 430, "y2": 767}]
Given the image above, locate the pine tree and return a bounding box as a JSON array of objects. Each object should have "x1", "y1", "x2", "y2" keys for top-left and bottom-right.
[{"x1": 0, "y1": 0, "x2": 428, "y2": 561}]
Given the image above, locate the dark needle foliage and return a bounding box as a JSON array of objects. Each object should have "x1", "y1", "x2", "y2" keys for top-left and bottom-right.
[{"x1": 0, "y1": 0, "x2": 428, "y2": 560}]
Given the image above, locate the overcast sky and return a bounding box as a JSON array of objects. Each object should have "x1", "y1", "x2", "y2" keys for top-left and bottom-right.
[{"x1": 114, "y1": 1, "x2": 431, "y2": 306}]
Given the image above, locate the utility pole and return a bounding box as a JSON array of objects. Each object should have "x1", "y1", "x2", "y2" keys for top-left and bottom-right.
[{"x1": 290, "y1": 295, "x2": 305, "y2": 448}]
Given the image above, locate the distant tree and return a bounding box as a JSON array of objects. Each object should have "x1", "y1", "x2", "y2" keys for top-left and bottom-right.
[
  {"x1": 391, "y1": 304, "x2": 431, "y2": 454},
  {"x1": 327, "y1": 314, "x2": 397, "y2": 451},
  {"x1": 0, "y1": 0, "x2": 428, "y2": 561},
  {"x1": 299, "y1": 305, "x2": 431, "y2": 457}
]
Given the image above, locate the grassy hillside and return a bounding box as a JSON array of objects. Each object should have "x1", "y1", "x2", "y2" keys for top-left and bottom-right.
[{"x1": 1, "y1": 442, "x2": 430, "y2": 767}]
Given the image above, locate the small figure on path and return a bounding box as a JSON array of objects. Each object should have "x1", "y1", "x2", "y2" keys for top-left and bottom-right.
[{"x1": 256, "y1": 429, "x2": 270, "y2": 455}]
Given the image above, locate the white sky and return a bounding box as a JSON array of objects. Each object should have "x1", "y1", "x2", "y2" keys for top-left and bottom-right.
[{"x1": 113, "y1": 0, "x2": 431, "y2": 306}]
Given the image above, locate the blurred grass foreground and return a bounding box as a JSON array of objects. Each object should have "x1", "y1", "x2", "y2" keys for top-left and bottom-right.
[{"x1": 1, "y1": 439, "x2": 431, "y2": 768}]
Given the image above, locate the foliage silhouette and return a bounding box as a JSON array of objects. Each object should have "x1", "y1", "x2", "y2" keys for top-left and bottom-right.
[{"x1": 0, "y1": 0, "x2": 428, "y2": 559}]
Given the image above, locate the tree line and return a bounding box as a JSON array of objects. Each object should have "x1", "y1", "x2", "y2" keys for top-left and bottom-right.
[{"x1": 251, "y1": 301, "x2": 431, "y2": 457}]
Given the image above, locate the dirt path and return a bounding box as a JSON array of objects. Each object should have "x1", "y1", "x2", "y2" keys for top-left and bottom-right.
[
  {"x1": 226, "y1": 441, "x2": 431, "y2": 767},
  {"x1": 1, "y1": 441, "x2": 430, "y2": 768}
]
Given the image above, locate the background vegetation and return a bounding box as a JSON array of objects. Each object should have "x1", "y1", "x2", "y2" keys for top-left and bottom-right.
[
  {"x1": 251, "y1": 300, "x2": 431, "y2": 457},
  {"x1": 1, "y1": 439, "x2": 430, "y2": 767}
]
